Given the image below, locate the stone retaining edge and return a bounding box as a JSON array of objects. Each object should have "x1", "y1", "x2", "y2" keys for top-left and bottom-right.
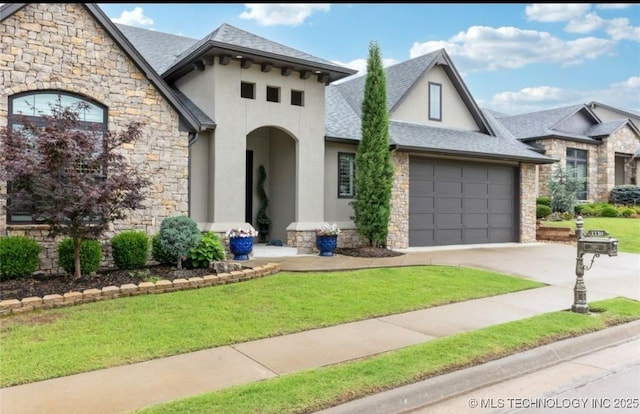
[{"x1": 0, "y1": 263, "x2": 282, "y2": 315}]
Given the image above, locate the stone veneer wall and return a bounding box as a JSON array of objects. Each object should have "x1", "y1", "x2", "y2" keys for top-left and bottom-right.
[
  {"x1": 519, "y1": 163, "x2": 537, "y2": 242},
  {"x1": 596, "y1": 126, "x2": 639, "y2": 200},
  {"x1": 533, "y1": 139, "x2": 599, "y2": 201},
  {"x1": 387, "y1": 151, "x2": 409, "y2": 249},
  {"x1": 288, "y1": 229, "x2": 365, "y2": 254},
  {"x1": 0, "y1": 4, "x2": 190, "y2": 274}
]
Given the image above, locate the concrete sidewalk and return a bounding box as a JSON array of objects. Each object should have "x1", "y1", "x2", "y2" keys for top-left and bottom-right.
[{"x1": 1, "y1": 243, "x2": 638, "y2": 414}]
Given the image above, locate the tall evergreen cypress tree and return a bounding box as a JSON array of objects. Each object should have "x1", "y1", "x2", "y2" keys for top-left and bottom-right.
[{"x1": 352, "y1": 41, "x2": 393, "y2": 247}]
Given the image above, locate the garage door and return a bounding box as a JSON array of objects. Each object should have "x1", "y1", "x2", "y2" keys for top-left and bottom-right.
[{"x1": 409, "y1": 157, "x2": 517, "y2": 247}]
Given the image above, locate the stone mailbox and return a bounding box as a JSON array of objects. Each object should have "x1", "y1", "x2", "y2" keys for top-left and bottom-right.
[{"x1": 572, "y1": 217, "x2": 618, "y2": 314}]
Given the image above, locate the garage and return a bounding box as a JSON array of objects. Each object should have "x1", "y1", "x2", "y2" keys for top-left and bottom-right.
[{"x1": 409, "y1": 157, "x2": 518, "y2": 247}]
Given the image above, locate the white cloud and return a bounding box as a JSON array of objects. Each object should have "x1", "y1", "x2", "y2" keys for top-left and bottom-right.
[
  {"x1": 525, "y1": 4, "x2": 591, "y2": 23},
  {"x1": 564, "y1": 13, "x2": 604, "y2": 33},
  {"x1": 111, "y1": 7, "x2": 154, "y2": 27},
  {"x1": 485, "y1": 76, "x2": 640, "y2": 114},
  {"x1": 596, "y1": 4, "x2": 634, "y2": 10},
  {"x1": 239, "y1": 4, "x2": 330, "y2": 27},
  {"x1": 410, "y1": 26, "x2": 615, "y2": 72},
  {"x1": 332, "y1": 58, "x2": 399, "y2": 76},
  {"x1": 605, "y1": 17, "x2": 640, "y2": 41}
]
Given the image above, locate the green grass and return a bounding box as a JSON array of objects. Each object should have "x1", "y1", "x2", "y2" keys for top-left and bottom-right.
[
  {"x1": 541, "y1": 217, "x2": 640, "y2": 253},
  {"x1": 0, "y1": 266, "x2": 542, "y2": 387},
  {"x1": 133, "y1": 298, "x2": 640, "y2": 414}
]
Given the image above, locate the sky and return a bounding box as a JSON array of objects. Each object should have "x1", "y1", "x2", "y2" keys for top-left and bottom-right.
[{"x1": 95, "y1": 3, "x2": 640, "y2": 115}]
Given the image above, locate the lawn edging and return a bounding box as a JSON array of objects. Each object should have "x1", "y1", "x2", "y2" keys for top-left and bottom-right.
[{"x1": 0, "y1": 263, "x2": 281, "y2": 315}]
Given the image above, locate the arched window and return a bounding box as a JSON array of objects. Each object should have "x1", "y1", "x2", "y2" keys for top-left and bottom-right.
[{"x1": 6, "y1": 91, "x2": 108, "y2": 223}]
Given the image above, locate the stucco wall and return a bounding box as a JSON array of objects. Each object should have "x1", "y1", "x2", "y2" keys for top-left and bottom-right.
[
  {"x1": 1, "y1": 4, "x2": 189, "y2": 274},
  {"x1": 390, "y1": 65, "x2": 479, "y2": 131},
  {"x1": 324, "y1": 141, "x2": 358, "y2": 222}
]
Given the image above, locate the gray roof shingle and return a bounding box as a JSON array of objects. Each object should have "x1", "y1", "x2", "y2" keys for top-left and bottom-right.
[
  {"x1": 586, "y1": 119, "x2": 627, "y2": 137},
  {"x1": 492, "y1": 105, "x2": 588, "y2": 140}
]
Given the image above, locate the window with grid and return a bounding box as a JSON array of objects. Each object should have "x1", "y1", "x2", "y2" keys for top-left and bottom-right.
[
  {"x1": 566, "y1": 148, "x2": 588, "y2": 200},
  {"x1": 338, "y1": 152, "x2": 355, "y2": 198},
  {"x1": 7, "y1": 91, "x2": 107, "y2": 223},
  {"x1": 428, "y1": 82, "x2": 442, "y2": 121}
]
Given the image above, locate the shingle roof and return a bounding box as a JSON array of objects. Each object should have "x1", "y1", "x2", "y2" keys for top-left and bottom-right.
[
  {"x1": 176, "y1": 23, "x2": 342, "y2": 70},
  {"x1": 493, "y1": 105, "x2": 589, "y2": 140},
  {"x1": 389, "y1": 121, "x2": 554, "y2": 163},
  {"x1": 586, "y1": 119, "x2": 627, "y2": 137},
  {"x1": 115, "y1": 23, "x2": 198, "y2": 75},
  {"x1": 171, "y1": 89, "x2": 216, "y2": 129}
]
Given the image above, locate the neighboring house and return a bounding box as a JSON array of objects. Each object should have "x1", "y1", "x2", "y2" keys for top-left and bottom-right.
[
  {"x1": 487, "y1": 104, "x2": 640, "y2": 203},
  {"x1": 1, "y1": 3, "x2": 555, "y2": 274}
]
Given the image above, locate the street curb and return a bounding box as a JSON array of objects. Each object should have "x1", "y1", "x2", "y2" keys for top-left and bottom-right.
[{"x1": 317, "y1": 319, "x2": 640, "y2": 414}]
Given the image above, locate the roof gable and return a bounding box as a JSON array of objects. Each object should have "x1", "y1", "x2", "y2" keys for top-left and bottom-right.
[
  {"x1": 1, "y1": 3, "x2": 210, "y2": 132},
  {"x1": 333, "y1": 49, "x2": 494, "y2": 135}
]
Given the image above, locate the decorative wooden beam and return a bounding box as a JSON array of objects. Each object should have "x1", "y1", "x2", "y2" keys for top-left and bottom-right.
[
  {"x1": 317, "y1": 73, "x2": 329, "y2": 83},
  {"x1": 300, "y1": 70, "x2": 311, "y2": 80},
  {"x1": 281, "y1": 67, "x2": 292, "y2": 76},
  {"x1": 192, "y1": 60, "x2": 205, "y2": 71},
  {"x1": 241, "y1": 59, "x2": 252, "y2": 69},
  {"x1": 203, "y1": 56, "x2": 215, "y2": 66},
  {"x1": 261, "y1": 62, "x2": 273, "y2": 73},
  {"x1": 219, "y1": 55, "x2": 231, "y2": 65}
]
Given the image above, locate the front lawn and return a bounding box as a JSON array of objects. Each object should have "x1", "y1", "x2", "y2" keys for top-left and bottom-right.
[
  {"x1": 0, "y1": 266, "x2": 542, "y2": 387},
  {"x1": 541, "y1": 217, "x2": 640, "y2": 253}
]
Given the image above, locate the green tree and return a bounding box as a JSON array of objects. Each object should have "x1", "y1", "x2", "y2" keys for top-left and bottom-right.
[
  {"x1": 547, "y1": 165, "x2": 584, "y2": 215},
  {"x1": 351, "y1": 41, "x2": 393, "y2": 247}
]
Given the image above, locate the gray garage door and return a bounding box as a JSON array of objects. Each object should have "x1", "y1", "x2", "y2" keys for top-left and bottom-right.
[{"x1": 409, "y1": 157, "x2": 517, "y2": 247}]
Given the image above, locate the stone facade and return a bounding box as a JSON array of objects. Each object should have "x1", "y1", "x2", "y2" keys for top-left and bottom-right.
[
  {"x1": 519, "y1": 163, "x2": 537, "y2": 242},
  {"x1": 1, "y1": 4, "x2": 189, "y2": 274},
  {"x1": 533, "y1": 125, "x2": 639, "y2": 203},
  {"x1": 387, "y1": 151, "x2": 409, "y2": 249}
]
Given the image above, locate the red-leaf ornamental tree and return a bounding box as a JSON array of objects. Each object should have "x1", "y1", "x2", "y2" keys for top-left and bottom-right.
[{"x1": 1, "y1": 100, "x2": 150, "y2": 278}]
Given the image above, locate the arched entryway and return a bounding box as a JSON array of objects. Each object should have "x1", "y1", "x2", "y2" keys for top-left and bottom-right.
[{"x1": 246, "y1": 126, "x2": 297, "y2": 243}]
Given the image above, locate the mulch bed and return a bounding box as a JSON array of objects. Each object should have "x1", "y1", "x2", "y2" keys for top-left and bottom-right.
[{"x1": 1, "y1": 247, "x2": 403, "y2": 301}]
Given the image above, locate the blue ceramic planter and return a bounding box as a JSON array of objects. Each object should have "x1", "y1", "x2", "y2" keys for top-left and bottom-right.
[
  {"x1": 229, "y1": 236, "x2": 253, "y2": 260},
  {"x1": 316, "y1": 235, "x2": 337, "y2": 257}
]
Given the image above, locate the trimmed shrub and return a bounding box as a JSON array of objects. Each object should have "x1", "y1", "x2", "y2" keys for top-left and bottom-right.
[
  {"x1": 536, "y1": 196, "x2": 551, "y2": 206},
  {"x1": 609, "y1": 185, "x2": 640, "y2": 206},
  {"x1": 111, "y1": 231, "x2": 149, "y2": 269},
  {"x1": 0, "y1": 236, "x2": 40, "y2": 280},
  {"x1": 151, "y1": 234, "x2": 174, "y2": 265},
  {"x1": 536, "y1": 204, "x2": 552, "y2": 219},
  {"x1": 185, "y1": 231, "x2": 226, "y2": 269},
  {"x1": 579, "y1": 206, "x2": 595, "y2": 217},
  {"x1": 57, "y1": 238, "x2": 102, "y2": 275},
  {"x1": 156, "y1": 216, "x2": 201, "y2": 268},
  {"x1": 600, "y1": 206, "x2": 619, "y2": 218}
]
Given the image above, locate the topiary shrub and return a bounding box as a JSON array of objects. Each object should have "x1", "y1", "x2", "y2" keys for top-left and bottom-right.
[
  {"x1": 185, "y1": 231, "x2": 226, "y2": 269},
  {"x1": 600, "y1": 206, "x2": 619, "y2": 218},
  {"x1": 536, "y1": 204, "x2": 552, "y2": 219},
  {"x1": 536, "y1": 196, "x2": 551, "y2": 206},
  {"x1": 57, "y1": 238, "x2": 102, "y2": 275},
  {"x1": 609, "y1": 185, "x2": 640, "y2": 206},
  {"x1": 0, "y1": 236, "x2": 40, "y2": 280},
  {"x1": 157, "y1": 216, "x2": 201, "y2": 269},
  {"x1": 111, "y1": 231, "x2": 149, "y2": 269}
]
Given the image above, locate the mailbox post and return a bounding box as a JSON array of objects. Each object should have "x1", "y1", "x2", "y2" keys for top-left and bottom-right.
[{"x1": 572, "y1": 216, "x2": 618, "y2": 314}]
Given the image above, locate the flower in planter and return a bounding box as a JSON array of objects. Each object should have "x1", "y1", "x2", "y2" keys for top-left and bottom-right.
[
  {"x1": 225, "y1": 227, "x2": 258, "y2": 238},
  {"x1": 315, "y1": 223, "x2": 341, "y2": 236}
]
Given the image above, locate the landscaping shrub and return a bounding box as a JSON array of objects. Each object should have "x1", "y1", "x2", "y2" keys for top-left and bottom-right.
[
  {"x1": 536, "y1": 204, "x2": 552, "y2": 219},
  {"x1": 0, "y1": 236, "x2": 40, "y2": 280},
  {"x1": 111, "y1": 231, "x2": 149, "y2": 269},
  {"x1": 151, "y1": 234, "x2": 174, "y2": 265},
  {"x1": 536, "y1": 196, "x2": 551, "y2": 206},
  {"x1": 185, "y1": 231, "x2": 226, "y2": 269},
  {"x1": 578, "y1": 206, "x2": 595, "y2": 217},
  {"x1": 609, "y1": 185, "x2": 640, "y2": 206},
  {"x1": 621, "y1": 207, "x2": 636, "y2": 218},
  {"x1": 57, "y1": 238, "x2": 102, "y2": 275},
  {"x1": 600, "y1": 206, "x2": 619, "y2": 218},
  {"x1": 156, "y1": 216, "x2": 201, "y2": 268}
]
